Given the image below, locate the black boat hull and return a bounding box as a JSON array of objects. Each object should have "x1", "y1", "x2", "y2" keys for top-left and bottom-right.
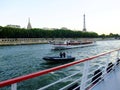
[{"x1": 43, "y1": 56, "x2": 75, "y2": 62}]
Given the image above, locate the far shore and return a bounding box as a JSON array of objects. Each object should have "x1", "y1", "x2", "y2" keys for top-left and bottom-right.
[{"x1": 0, "y1": 38, "x2": 117, "y2": 46}]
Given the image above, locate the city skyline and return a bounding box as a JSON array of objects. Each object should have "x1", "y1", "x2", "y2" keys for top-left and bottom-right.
[{"x1": 0, "y1": 0, "x2": 120, "y2": 34}]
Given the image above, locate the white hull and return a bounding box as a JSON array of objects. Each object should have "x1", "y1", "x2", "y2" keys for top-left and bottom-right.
[{"x1": 52, "y1": 42, "x2": 96, "y2": 50}]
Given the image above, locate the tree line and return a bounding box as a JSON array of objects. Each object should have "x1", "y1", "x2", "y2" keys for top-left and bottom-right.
[{"x1": 0, "y1": 26, "x2": 119, "y2": 38}]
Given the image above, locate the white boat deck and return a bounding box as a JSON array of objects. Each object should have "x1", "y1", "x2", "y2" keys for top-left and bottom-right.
[{"x1": 92, "y1": 65, "x2": 120, "y2": 90}]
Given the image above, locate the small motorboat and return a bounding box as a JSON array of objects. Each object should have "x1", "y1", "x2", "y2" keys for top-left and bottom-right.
[{"x1": 43, "y1": 56, "x2": 75, "y2": 62}]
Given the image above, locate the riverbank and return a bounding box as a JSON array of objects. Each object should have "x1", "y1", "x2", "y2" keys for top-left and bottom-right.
[
  {"x1": 0, "y1": 38, "x2": 116, "y2": 46},
  {"x1": 0, "y1": 38, "x2": 48, "y2": 46}
]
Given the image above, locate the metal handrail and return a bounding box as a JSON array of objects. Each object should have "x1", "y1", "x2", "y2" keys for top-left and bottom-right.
[{"x1": 38, "y1": 71, "x2": 82, "y2": 90}]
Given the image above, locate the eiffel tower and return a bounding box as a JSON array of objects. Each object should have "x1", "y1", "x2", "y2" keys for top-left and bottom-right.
[{"x1": 83, "y1": 14, "x2": 87, "y2": 32}]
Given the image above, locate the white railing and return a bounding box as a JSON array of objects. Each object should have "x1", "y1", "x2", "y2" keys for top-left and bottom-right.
[{"x1": 0, "y1": 49, "x2": 120, "y2": 90}]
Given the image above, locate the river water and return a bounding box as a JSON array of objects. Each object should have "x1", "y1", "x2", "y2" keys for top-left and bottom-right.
[{"x1": 0, "y1": 40, "x2": 120, "y2": 90}]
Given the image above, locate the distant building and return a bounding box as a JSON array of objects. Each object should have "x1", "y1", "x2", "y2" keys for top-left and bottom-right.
[
  {"x1": 61, "y1": 27, "x2": 69, "y2": 30},
  {"x1": 27, "y1": 18, "x2": 32, "y2": 29},
  {"x1": 6, "y1": 24, "x2": 20, "y2": 28},
  {"x1": 83, "y1": 14, "x2": 87, "y2": 32}
]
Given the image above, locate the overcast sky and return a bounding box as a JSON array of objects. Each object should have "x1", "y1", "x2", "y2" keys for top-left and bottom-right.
[{"x1": 0, "y1": 0, "x2": 120, "y2": 34}]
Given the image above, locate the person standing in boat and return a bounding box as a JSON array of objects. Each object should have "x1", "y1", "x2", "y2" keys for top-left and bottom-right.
[
  {"x1": 60, "y1": 52, "x2": 63, "y2": 58},
  {"x1": 63, "y1": 52, "x2": 66, "y2": 58}
]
